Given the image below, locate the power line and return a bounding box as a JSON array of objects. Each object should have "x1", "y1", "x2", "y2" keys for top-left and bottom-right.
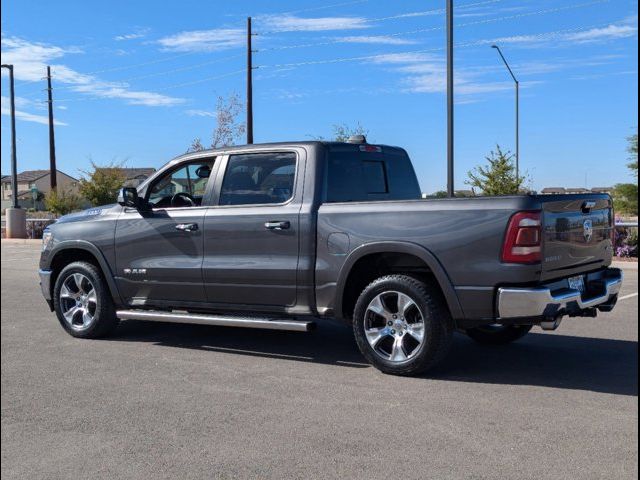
[
  {"x1": 368, "y1": 0, "x2": 501, "y2": 23},
  {"x1": 256, "y1": 0, "x2": 502, "y2": 35},
  {"x1": 257, "y1": 0, "x2": 611, "y2": 50},
  {"x1": 280, "y1": 0, "x2": 370, "y2": 15},
  {"x1": 53, "y1": 68, "x2": 245, "y2": 103},
  {"x1": 39, "y1": 20, "x2": 625, "y2": 105},
  {"x1": 257, "y1": 21, "x2": 624, "y2": 70},
  {"x1": 18, "y1": 52, "x2": 245, "y2": 99}
]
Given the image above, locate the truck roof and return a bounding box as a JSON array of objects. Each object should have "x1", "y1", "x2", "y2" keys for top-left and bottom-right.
[{"x1": 171, "y1": 140, "x2": 405, "y2": 163}]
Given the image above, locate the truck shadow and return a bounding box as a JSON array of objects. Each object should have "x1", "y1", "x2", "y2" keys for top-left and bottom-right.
[{"x1": 111, "y1": 320, "x2": 637, "y2": 397}]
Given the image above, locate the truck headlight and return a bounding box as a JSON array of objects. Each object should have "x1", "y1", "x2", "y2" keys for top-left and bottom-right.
[{"x1": 42, "y1": 231, "x2": 53, "y2": 251}]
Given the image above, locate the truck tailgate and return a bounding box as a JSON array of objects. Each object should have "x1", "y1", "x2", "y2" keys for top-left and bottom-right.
[{"x1": 538, "y1": 194, "x2": 614, "y2": 281}]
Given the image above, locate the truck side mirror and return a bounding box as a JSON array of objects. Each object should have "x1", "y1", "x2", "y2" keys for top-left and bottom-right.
[{"x1": 118, "y1": 187, "x2": 141, "y2": 208}]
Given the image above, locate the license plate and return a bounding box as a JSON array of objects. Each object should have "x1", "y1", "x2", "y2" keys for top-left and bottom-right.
[{"x1": 568, "y1": 275, "x2": 585, "y2": 292}]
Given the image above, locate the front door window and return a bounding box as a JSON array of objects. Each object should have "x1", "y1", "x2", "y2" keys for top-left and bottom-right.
[{"x1": 147, "y1": 161, "x2": 213, "y2": 209}]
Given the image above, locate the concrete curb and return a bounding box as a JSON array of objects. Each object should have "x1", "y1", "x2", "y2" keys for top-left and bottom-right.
[
  {"x1": 1, "y1": 238, "x2": 41, "y2": 245},
  {"x1": 612, "y1": 260, "x2": 638, "y2": 270}
]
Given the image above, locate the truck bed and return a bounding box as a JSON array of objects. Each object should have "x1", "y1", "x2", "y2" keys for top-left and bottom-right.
[{"x1": 315, "y1": 193, "x2": 613, "y2": 321}]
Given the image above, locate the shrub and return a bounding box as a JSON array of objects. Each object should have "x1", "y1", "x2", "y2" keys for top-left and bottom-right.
[
  {"x1": 614, "y1": 226, "x2": 638, "y2": 258},
  {"x1": 44, "y1": 189, "x2": 83, "y2": 215},
  {"x1": 79, "y1": 161, "x2": 126, "y2": 206}
]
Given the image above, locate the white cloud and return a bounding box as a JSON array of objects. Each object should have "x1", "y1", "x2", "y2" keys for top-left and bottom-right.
[
  {"x1": 157, "y1": 28, "x2": 244, "y2": 52},
  {"x1": 1, "y1": 96, "x2": 67, "y2": 126},
  {"x1": 185, "y1": 109, "x2": 216, "y2": 117},
  {"x1": 483, "y1": 18, "x2": 638, "y2": 47},
  {"x1": 0, "y1": 36, "x2": 80, "y2": 82},
  {"x1": 370, "y1": 53, "x2": 436, "y2": 64},
  {"x1": 71, "y1": 84, "x2": 184, "y2": 106},
  {"x1": 114, "y1": 28, "x2": 150, "y2": 41},
  {"x1": 1, "y1": 36, "x2": 184, "y2": 107},
  {"x1": 563, "y1": 24, "x2": 637, "y2": 43},
  {"x1": 335, "y1": 35, "x2": 417, "y2": 45},
  {"x1": 370, "y1": 52, "x2": 513, "y2": 97},
  {"x1": 258, "y1": 14, "x2": 369, "y2": 32}
]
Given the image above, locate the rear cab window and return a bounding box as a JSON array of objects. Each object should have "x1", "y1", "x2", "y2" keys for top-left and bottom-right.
[{"x1": 325, "y1": 144, "x2": 421, "y2": 202}]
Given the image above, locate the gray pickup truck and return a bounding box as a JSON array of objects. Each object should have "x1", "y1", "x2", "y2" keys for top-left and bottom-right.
[{"x1": 39, "y1": 137, "x2": 623, "y2": 375}]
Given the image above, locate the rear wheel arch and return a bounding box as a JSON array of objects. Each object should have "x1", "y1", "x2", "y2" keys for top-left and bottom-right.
[
  {"x1": 335, "y1": 242, "x2": 463, "y2": 322},
  {"x1": 48, "y1": 243, "x2": 122, "y2": 306}
]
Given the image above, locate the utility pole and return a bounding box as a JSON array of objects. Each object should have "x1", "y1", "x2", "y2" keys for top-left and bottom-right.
[
  {"x1": 46, "y1": 66, "x2": 57, "y2": 191},
  {"x1": 491, "y1": 45, "x2": 519, "y2": 180},
  {"x1": 446, "y1": 0, "x2": 454, "y2": 197},
  {"x1": 246, "y1": 17, "x2": 254, "y2": 145}
]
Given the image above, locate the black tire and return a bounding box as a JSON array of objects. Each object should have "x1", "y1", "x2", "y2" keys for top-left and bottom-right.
[
  {"x1": 465, "y1": 324, "x2": 532, "y2": 345},
  {"x1": 353, "y1": 275, "x2": 454, "y2": 376},
  {"x1": 53, "y1": 261, "x2": 119, "y2": 338}
]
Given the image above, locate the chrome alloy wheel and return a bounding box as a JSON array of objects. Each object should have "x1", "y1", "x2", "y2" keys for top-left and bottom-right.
[
  {"x1": 59, "y1": 273, "x2": 98, "y2": 331},
  {"x1": 364, "y1": 291, "x2": 426, "y2": 362}
]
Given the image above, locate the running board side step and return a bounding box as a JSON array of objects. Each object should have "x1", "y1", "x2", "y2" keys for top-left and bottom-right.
[{"x1": 116, "y1": 310, "x2": 315, "y2": 332}]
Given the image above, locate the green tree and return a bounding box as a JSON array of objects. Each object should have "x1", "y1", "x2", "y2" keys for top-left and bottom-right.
[
  {"x1": 44, "y1": 188, "x2": 83, "y2": 215},
  {"x1": 466, "y1": 145, "x2": 525, "y2": 195},
  {"x1": 79, "y1": 161, "x2": 127, "y2": 206},
  {"x1": 611, "y1": 132, "x2": 639, "y2": 216},
  {"x1": 424, "y1": 190, "x2": 449, "y2": 199},
  {"x1": 612, "y1": 183, "x2": 638, "y2": 215},
  {"x1": 627, "y1": 132, "x2": 638, "y2": 178}
]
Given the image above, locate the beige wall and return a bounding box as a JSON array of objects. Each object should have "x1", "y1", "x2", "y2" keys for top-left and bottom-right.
[{"x1": 1, "y1": 171, "x2": 79, "y2": 201}]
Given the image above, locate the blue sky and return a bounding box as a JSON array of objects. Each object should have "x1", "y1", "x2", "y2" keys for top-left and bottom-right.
[{"x1": 1, "y1": 0, "x2": 638, "y2": 193}]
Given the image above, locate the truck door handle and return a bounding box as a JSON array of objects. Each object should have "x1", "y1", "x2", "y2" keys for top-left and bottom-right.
[
  {"x1": 175, "y1": 223, "x2": 199, "y2": 232},
  {"x1": 264, "y1": 221, "x2": 290, "y2": 230}
]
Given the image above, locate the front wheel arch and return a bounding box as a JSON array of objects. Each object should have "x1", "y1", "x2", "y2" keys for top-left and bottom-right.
[{"x1": 47, "y1": 243, "x2": 123, "y2": 307}]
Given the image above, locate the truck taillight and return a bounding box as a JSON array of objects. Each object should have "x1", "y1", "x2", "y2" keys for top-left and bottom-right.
[{"x1": 501, "y1": 211, "x2": 542, "y2": 264}]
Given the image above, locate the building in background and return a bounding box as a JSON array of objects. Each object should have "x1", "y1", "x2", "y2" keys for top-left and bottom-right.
[
  {"x1": 118, "y1": 168, "x2": 156, "y2": 187},
  {"x1": 1, "y1": 170, "x2": 79, "y2": 211}
]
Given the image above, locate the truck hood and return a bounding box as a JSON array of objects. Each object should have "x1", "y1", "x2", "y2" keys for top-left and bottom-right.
[{"x1": 54, "y1": 204, "x2": 122, "y2": 225}]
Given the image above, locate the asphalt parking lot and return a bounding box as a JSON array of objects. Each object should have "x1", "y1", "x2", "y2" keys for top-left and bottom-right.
[{"x1": 1, "y1": 241, "x2": 637, "y2": 479}]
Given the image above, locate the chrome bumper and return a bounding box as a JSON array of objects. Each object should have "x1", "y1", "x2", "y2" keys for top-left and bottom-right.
[
  {"x1": 39, "y1": 269, "x2": 53, "y2": 301},
  {"x1": 498, "y1": 268, "x2": 623, "y2": 319}
]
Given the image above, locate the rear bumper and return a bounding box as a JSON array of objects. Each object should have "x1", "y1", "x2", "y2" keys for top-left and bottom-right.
[{"x1": 497, "y1": 267, "x2": 623, "y2": 319}]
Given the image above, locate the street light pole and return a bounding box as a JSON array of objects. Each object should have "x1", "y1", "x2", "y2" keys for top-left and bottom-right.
[
  {"x1": 1, "y1": 63, "x2": 26, "y2": 238},
  {"x1": 446, "y1": 0, "x2": 455, "y2": 197},
  {"x1": 246, "y1": 17, "x2": 254, "y2": 145},
  {"x1": 491, "y1": 45, "x2": 519, "y2": 180},
  {"x1": 1, "y1": 64, "x2": 19, "y2": 209}
]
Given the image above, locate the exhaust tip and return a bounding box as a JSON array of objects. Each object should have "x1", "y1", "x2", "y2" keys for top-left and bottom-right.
[{"x1": 540, "y1": 314, "x2": 563, "y2": 331}]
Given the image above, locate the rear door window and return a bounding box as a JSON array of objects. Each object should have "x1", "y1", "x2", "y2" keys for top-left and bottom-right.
[{"x1": 219, "y1": 152, "x2": 296, "y2": 206}]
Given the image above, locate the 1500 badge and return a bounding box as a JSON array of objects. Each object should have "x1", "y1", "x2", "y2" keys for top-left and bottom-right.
[{"x1": 123, "y1": 268, "x2": 147, "y2": 275}]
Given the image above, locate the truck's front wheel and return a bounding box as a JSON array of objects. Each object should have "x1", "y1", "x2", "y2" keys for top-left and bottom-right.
[
  {"x1": 53, "y1": 261, "x2": 119, "y2": 338},
  {"x1": 353, "y1": 275, "x2": 453, "y2": 376}
]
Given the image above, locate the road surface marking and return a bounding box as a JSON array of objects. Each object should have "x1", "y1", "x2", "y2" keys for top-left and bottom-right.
[{"x1": 618, "y1": 292, "x2": 638, "y2": 301}]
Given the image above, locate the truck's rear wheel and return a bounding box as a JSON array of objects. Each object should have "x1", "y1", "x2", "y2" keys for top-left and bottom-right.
[
  {"x1": 353, "y1": 275, "x2": 453, "y2": 376},
  {"x1": 53, "y1": 261, "x2": 119, "y2": 338},
  {"x1": 465, "y1": 324, "x2": 532, "y2": 345}
]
